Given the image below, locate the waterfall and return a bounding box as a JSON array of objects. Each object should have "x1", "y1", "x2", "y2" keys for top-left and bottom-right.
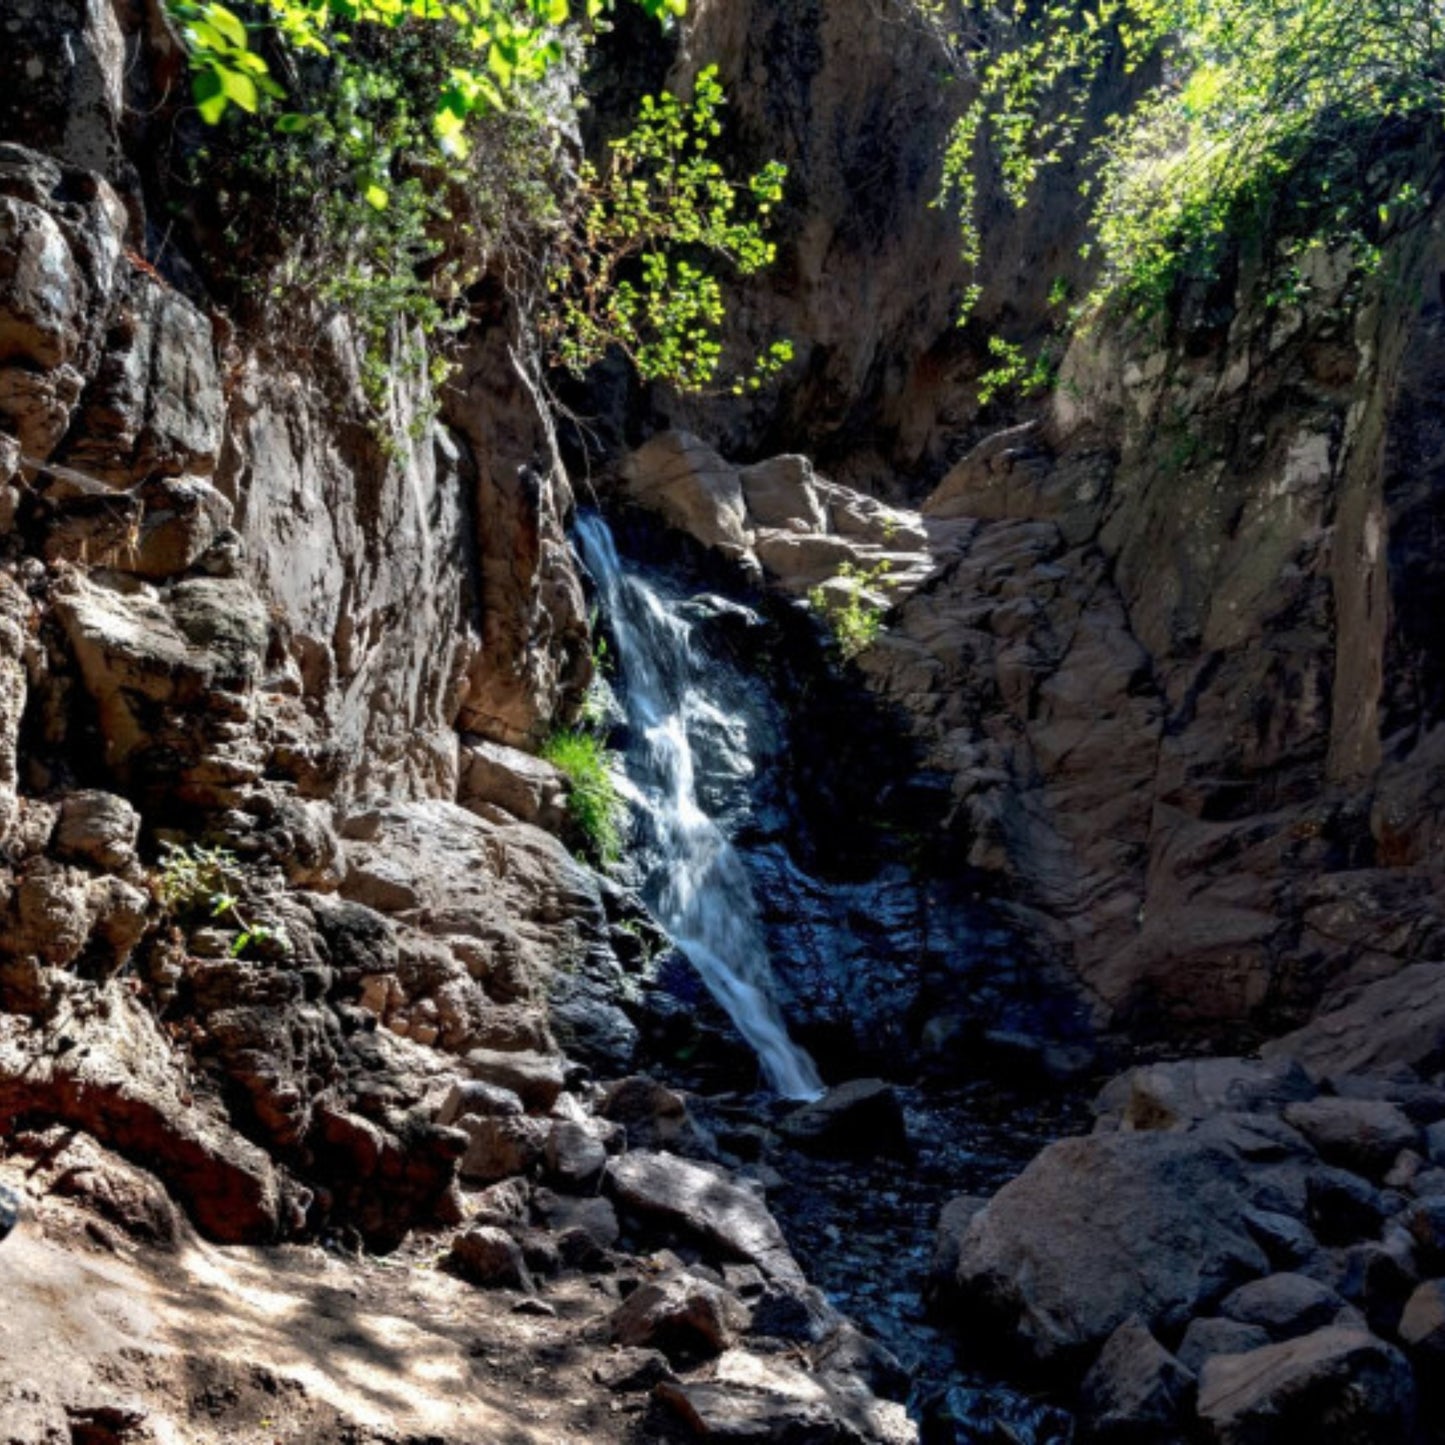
[{"x1": 575, "y1": 513, "x2": 824, "y2": 1101}]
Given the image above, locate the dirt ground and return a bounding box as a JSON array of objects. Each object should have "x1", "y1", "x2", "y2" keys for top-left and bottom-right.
[{"x1": 0, "y1": 1164, "x2": 675, "y2": 1445}]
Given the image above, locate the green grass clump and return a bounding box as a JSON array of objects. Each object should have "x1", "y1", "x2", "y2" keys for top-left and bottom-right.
[{"x1": 541, "y1": 730, "x2": 626, "y2": 867}]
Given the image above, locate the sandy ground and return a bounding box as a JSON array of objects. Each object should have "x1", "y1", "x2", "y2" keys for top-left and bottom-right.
[{"x1": 0, "y1": 1167, "x2": 657, "y2": 1445}]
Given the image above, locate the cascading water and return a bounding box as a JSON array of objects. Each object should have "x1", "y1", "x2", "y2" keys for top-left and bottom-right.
[{"x1": 574, "y1": 513, "x2": 823, "y2": 1101}]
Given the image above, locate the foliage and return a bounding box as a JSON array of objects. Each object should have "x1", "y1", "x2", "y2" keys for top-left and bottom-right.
[
  {"x1": 541, "y1": 729, "x2": 627, "y2": 866},
  {"x1": 166, "y1": 1, "x2": 791, "y2": 423},
  {"x1": 976, "y1": 334, "x2": 1058, "y2": 406},
  {"x1": 540, "y1": 65, "x2": 794, "y2": 394},
  {"x1": 155, "y1": 841, "x2": 289, "y2": 958},
  {"x1": 809, "y1": 560, "x2": 894, "y2": 660},
  {"x1": 944, "y1": 0, "x2": 1445, "y2": 326}
]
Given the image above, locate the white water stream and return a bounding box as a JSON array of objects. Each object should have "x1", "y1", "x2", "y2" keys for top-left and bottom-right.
[{"x1": 575, "y1": 514, "x2": 823, "y2": 1100}]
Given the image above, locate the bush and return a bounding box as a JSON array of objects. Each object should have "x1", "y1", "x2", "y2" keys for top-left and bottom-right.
[
  {"x1": 541, "y1": 729, "x2": 626, "y2": 866},
  {"x1": 809, "y1": 560, "x2": 893, "y2": 661}
]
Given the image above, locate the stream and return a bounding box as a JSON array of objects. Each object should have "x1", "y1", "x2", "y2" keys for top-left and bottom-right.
[{"x1": 576, "y1": 514, "x2": 1087, "y2": 1442}]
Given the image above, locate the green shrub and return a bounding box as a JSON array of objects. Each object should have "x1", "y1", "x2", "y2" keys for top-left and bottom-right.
[
  {"x1": 809, "y1": 560, "x2": 893, "y2": 661},
  {"x1": 541, "y1": 729, "x2": 626, "y2": 866}
]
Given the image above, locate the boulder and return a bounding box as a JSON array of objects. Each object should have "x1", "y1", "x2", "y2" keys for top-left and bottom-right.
[
  {"x1": 457, "y1": 737, "x2": 568, "y2": 832},
  {"x1": 1282, "y1": 1098, "x2": 1418, "y2": 1178},
  {"x1": 952, "y1": 1132, "x2": 1269, "y2": 1368},
  {"x1": 608, "y1": 1270, "x2": 747, "y2": 1362},
  {"x1": 455, "y1": 1115, "x2": 547, "y2": 1185},
  {"x1": 1397, "y1": 1279, "x2": 1445, "y2": 1360},
  {"x1": 1177, "y1": 1318, "x2": 1273, "y2": 1375},
  {"x1": 656, "y1": 1349, "x2": 918, "y2": 1445},
  {"x1": 1196, "y1": 1326, "x2": 1414, "y2": 1445},
  {"x1": 593, "y1": 1347, "x2": 673, "y2": 1392},
  {"x1": 543, "y1": 1120, "x2": 608, "y2": 1193},
  {"x1": 464, "y1": 1048, "x2": 566, "y2": 1112},
  {"x1": 600, "y1": 1075, "x2": 693, "y2": 1150},
  {"x1": 1263, "y1": 965, "x2": 1445, "y2": 1078},
  {"x1": 606, "y1": 1150, "x2": 803, "y2": 1283},
  {"x1": 449, "y1": 1225, "x2": 533, "y2": 1291},
  {"x1": 435, "y1": 1079, "x2": 525, "y2": 1125},
  {"x1": 1079, "y1": 1318, "x2": 1195, "y2": 1443},
  {"x1": 778, "y1": 1079, "x2": 909, "y2": 1159},
  {"x1": 1096, "y1": 1058, "x2": 1315, "y2": 1132},
  {"x1": 622, "y1": 431, "x2": 755, "y2": 564},
  {"x1": 739, "y1": 454, "x2": 826, "y2": 530},
  {"x1": 1305, "y1": 1167, "x2": 1385, "y2": 1246},
  {"x1": 1218, "y1": 1273, "x2": 1348, "y2": 1340}
]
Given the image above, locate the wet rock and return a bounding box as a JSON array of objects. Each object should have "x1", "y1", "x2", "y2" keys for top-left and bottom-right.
[
  {"x1": 1178, "y1": 1318, "x2": 1273, "y2": 1374},
  {"x1": 450, "y1": 1225, "x2": 533, "y2": 1291},
  {"x1": 1282, "y1": 1098, "x2": 1418, "y2": 1178},
  {"x1": 952, "y1": 1132, "x2": 1268, "y2": 1368},
  {"x1": 1218, "y1": 1273, "x2": 1348, "y2": 1340},
  {"x1": 594, "y1": 1347, "x2": 674, "y2": 1392},
  {"x1": 608, "y1": 1270, "x2": 747, "y2": 1362},
  {"x1": 465, "y1": 1048, "x2": 566, "y2": 1112},
  {"x1": 606, "y1": 1150, "x2": 803, "y2": 1282},
  {"x1": 778, "y1": 1079, "x2": 909, "y2": 1159},
  {"x1": 1397, "y1": 1279, "x2": 1445, "y2": 1359},
  {"x1": 1196, "y1": 1326, "x2": 1415, "y2": 1445},
  {"x1": 1079, "y1": 1317, "x2": 1195, "y2": 1444}
]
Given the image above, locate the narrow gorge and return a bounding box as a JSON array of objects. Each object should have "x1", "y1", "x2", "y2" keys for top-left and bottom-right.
[{"x1": 2, "y1": 2, "x2": 1445, "y2": 1444}]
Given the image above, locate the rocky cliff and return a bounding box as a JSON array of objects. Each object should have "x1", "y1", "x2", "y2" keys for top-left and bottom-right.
[{"x1": 4, "y1": 1, "x2": 1445, "y2": 1443}]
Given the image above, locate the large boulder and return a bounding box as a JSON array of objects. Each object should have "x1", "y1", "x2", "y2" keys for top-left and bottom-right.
[
  {"x1": 1196, "y1": 1327, "x2": 1414, "y2": 1445},
  {"x1": 606, "y1": 1150, "x2": 803, "y2": 1282},
  {"x1": 951, "y1": 1132, "x2": 1269, "y2": 1368}
]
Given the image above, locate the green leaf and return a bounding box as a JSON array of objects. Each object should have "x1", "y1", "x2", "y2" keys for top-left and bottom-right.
[
  {"x1": 218, "y1": 65, "x2": 259, "y2": 112},
  {"x1": 205, "y1": 2, "x2": 248, "y2": 48},
  {"x1": 193, "y1": 66, "x2": 229, "y2": 124},
  {"x1": 364, "y1": 182, "x2": 390, "y2": 210}
]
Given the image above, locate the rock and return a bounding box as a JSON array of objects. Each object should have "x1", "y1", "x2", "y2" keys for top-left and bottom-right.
[
  {"x1": 739, "y1": 454, "x2": 826, "y2": 531},
  {"x1": 1219, "y1": 1273, "x2": 1348, "y2": 1340},
  {"x1": 1079, "y1": 1318, "x2": 1195, "y2": 1443},
  {"x1": 1196, "y1": 1326, "x2": 1415, "y2": 1445},
  {"x1": 926, "y1": 1195, "x2": 989, "y2": 1309},
  {"x1": 600, "y1": 1075, "x2": 693, "y2": 1150},
  {"x1": 1241, "y1": 1209, "x2": 1318, "y2": 1270},
  {"x1": 777, "y1": 1079, "x2": 909, "y2": 1159},
  {"x1": 1335, "y1": 1234, "x2": 1418, "y2": 1335},
  {"x1": 450, "y1": 1225, "x2": 533, "y2": 1291},
  {"x1": 435, "y1": 1079, "x2": 525, "y2": 1125},
  {"x1": 52, "y1": 791, "x2": 139, "y2": 872},
  {"x1": 455, "y1": 1115, "x2": 547, "y2": 1185},
  {"x1": 606, "y1": 1150, "x2": 803, "y2": 1283},
  {"x1": 1397, "y1": 1279, "x2": 1445, "y2": 1359},
  {"x1": 747, "y1": 1278, "x2": 842, "y2": 1344},
  {"x1": 1096, "y1": 1058, "x2": 1315, "y2": 1131},
  {"x1": 1404, "y1": 1195, "x2": 1445, "y2": 1270},
  {"x1": 0, "y1": 1001, "x2": 284, "y2": 1244},
  {"x1": 608, "y1": 1270, "x2": 748, "y2": 1362},
  {"x1": 594, "y1": 1347, "x2": 674, "y2": 1392},
  {"x1": 457, "y1": 737, "x2": 568, "y2": 832},
  {"x1": 655, "y1": 1349, "x2": 918, "y2": 1444},
  {"x1": 1282, "y1": 1098, "x2": 1418, "y2": 1178},
  {"x1": 544, "y1": 1120, "x2": 608, "y2": 1193},
  {"x1": 464, "y1": 1049, "x2": 566, "y2": 1112},
  {"x1": 952, "y1": 1132, "x2": 1269, "y2": 1368},
  {"x1": 1178, "y1": 1318, "x2": 1273, "y2": 1374},
  {"x1": 533, "y1": 1190, "x2": 621, "y2": 1251},
  {"x1": 1263, "y1": 965, "x2": 1445, "y2": 1079},
  {"x1": 1306, "y1": 1167, "x2": 1385, "y2": 1246},
  {"x1": 621, "y1": 431, "x2": 755, "y2": 565}
]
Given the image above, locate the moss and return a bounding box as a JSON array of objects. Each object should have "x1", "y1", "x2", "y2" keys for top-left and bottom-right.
[{"x1": 541, "y1": 730, "x2": 626, "y2": 867}]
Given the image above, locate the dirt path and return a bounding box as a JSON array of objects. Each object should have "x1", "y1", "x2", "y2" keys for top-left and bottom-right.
[{"x1": 0, "y1": 1172, "x2": 649, "y2": 1445}]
